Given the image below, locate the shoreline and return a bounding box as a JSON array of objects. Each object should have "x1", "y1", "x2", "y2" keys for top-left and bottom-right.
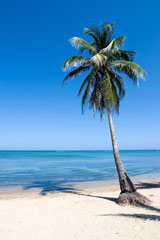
[{"x1": 0, "y1": 172, "x2": 159, "y2": 199}]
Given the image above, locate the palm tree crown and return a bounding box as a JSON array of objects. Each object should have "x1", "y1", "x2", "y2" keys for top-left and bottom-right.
[{"x1": 62, "y1": 21, "x2": 146, "y2": 117}]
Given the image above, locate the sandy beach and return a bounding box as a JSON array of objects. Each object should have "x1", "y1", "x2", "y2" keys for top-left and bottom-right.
[
  {"x1": 0, "y1": 178, "x2": 160, "y2": 240},
  {"x1": 0, "y1": 0, "x2": 159, "y2": 238}
]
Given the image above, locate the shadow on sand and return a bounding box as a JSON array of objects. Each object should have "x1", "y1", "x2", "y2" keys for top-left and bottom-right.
[
  {"x1": 99, "y1": 213, "x2": 160, "y2": 221},
  {"x1": 70, "y1": 191, "x2": 117, "y2": 203},
  {"x1": 23, "y1": 180, "x2": 81, "y2": 195},
  {"x1": 96, "y1": 182, "x2": 160, "y2": 222},
  {"x1": 136, "y1": 181, "x2": 160, "y2": 190},
  {"x1": 23, "y1": 180, "x2": 160, "y2": 221},
  {"x1": 23, "y1": 180, "x2": 117, "y2": 203}
]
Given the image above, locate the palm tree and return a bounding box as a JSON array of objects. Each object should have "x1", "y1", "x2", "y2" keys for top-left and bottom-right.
[{"x1": 62, "y1": 22, "x2": 150, "y2": 205}]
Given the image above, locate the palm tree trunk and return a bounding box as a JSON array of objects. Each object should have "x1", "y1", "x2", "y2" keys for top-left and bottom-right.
[
  {"x1": 105, "y1": 101, "x2": 136, "y2": 193},
  {"x1": 104, "y1": 102, "x2": 151, "y2": 205}
]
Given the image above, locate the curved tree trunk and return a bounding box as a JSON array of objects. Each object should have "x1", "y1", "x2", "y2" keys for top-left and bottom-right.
[
  {"x1": 105, "y1": 102, "x2": 136, "y2": 193},
  {"x1": 105, "y1": 102, "x2": 151, "y2": 205}
]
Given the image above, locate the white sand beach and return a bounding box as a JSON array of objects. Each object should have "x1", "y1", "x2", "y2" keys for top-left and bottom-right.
[{"x1": 0, "y1": 179, "x2": 160, "y2": 240}]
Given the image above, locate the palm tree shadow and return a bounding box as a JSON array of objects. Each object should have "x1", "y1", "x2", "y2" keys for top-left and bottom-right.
[
  {"x1": 137, "y1": 203, "x2": 160, "y2": 214},
  {"x1": 70, "y1": 192, "x2": 117, "y2": 203},
  {"x1": 23, "y1": 180, "x2": 160, "y2": 222},
  {"x1": 23, "y1": 181, "x2": 117, "y2": 203},
  {"x1": 23, "y1": 180, "x2": 81, "y2": 195},
  {"x1": 99, "y1": 203, "x2": 160, "y2": 221},
  {"x1": 22, "y1": 180, "x2": 160, "y2": 212},
  {"x1": 99, "y1": 213, "x2": 160, "y2": 221},
  {"x1": 136, "y1": 182, "x2": 160, "y2": 190}
]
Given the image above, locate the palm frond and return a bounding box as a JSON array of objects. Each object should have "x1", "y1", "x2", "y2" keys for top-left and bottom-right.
[
  {"x1": 108, "y1": 50, "x2": 136, "y2": 62},
  {"x1": 103, "y1": 73, "x2": 120, "y2": 113},
  {"x1": 90, "y1": 53, "x2": 107, "y2": 68},
  {"x1": 63, "y1": 56, "x2": 90, "y2": 71},
  {"x1": 98, "y1": 97, "x2": 106, "y2": 119},
  {"x1": 78, "y1": 68, "x2": 96, "y2": 96},
  {"x1": 81, "y1": 80, "x2": 92, "y2": 113},
  {"x1": 106, "y1": 22, "x2": 115, "y2": 31},
  {"x1": 107, "y1": 68, "x2": 126, "y2": 99},
  {"x1": 62, "y1": 65, "x2": 90, "y2": 86},
  {"x1": 84, "y1": 22, "x2": 115, "y2": 52},
  {"x1": 119, "y1": 50, "x2": 136, "y2": 61},
  {"x1": 100, "y1": 22, "x2": 115, "y2": 48},
  {"x1": 84, "y1": 25, "x2": 101, "y2": 41},
  {"x1": 84, "y1": 27, "x2": 100, "y2": 43},
  {"x1": 100, "y1": 36, "x2": 126, "y2": 55},
  {"x1": 70, "y1": 37, "x2": 97, "y2": 54},
  {"x1": 112, "y1": 60, "x2": 146, "y2": 85},
  {"x1": 89, "y1": 76, "x2": 102, "y2": 115}
]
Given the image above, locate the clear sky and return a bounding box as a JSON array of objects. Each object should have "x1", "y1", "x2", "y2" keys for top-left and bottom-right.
[{"x1": 0, "y1": 0, "x2": 159, "y2": 150}]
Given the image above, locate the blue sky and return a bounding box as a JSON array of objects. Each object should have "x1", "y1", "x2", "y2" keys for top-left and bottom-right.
[{"x1": 0, "y1": 0, "x2": 159, "y2": 150}]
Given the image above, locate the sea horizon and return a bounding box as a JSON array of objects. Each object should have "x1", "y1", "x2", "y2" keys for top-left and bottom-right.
[{"x1": 0, "y1": 149, "x2": 159, "y2": 152}]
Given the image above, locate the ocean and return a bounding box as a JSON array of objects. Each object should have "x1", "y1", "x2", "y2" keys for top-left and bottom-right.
[{"x1": 0, "y1": 150, "x2": 160, "y2": 193}]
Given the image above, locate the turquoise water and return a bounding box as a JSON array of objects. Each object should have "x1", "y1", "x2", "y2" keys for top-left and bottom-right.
[{"x1": 0, "y1": 150, "x2": 160, "y2": 192}]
